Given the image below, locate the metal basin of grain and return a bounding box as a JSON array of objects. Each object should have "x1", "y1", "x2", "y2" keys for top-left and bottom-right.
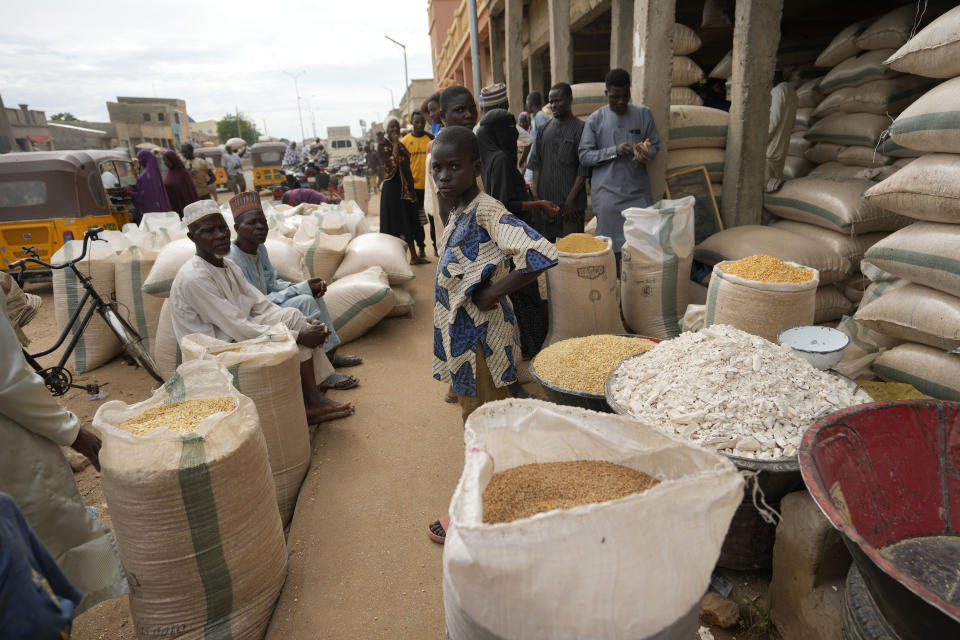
[{"x1": 529, "y1": 334, "x2": 659, "y2": 413}]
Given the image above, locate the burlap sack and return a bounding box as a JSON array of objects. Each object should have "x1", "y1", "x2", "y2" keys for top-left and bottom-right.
[
  {"x1": 834, "y1": 314, "x2": 902, "y2": 379},
  {"x1": 293, "y1": 216, "x2": 350, "y2": 281},
  {"x1": 763, "y1": 176, "x2": 908, "y2": 234},
  {"x1": 181, "y1": 327, "x2": 311, "y2": 526},
  {"x1": 674, "y1": 22, "x2": 702, "y2": 55},
  {"x1": 855, "y1": 282, "x2": 960, "y2": 352},
  {"x1": 770, "y1": 220, "x2": 887, "y2": 267},
  {"x1": 705, "y1": 260, "x2": 819, "y2": 342},
  {"x1": 544, "y1": 236, "x2": 625, "y2": 346},
  {"x1": 667, "y1": 148, "x2": 725, "y2": 182},
  {"x1": 571, "y1": 83, "x2": 606, "y2": 118},
  {"x1": 813, "y1": 76, "x2": 937, "y2": 118},
  {"x1": 856, "y1": 5, "x2": 917, "y2": 50},
  {"x1": 796, "y1": 78, "x2": 825, "y2": 108},
  {"x1": 789, "y1": 132, "x2": 811, "y2": 156},
  {"x1": 809, "y1": 162, "x2": 874, "y2": 180},
  {"x1": 153, "y1": 299, "x2": 181, "y2": 381},
  {"x1": 873, "y1": 343, "x2": 960, "y2": 401},
  {"x1": 862, "y1": 154, "x2": 960, "y2": 223},
  {"x1": 889, "y1": 77, "x2": 960, "y2": 154},
  {"x1": 709, "y1": 50, "x2": 732, "y2": 80},
  {"x1": 621, "y1": 197, "x2": 695, "y2": 339},
  {"x1": 93, "y1": 360, "x2": 287, "y2": 640},
  {"x1": 804, "y1": 143, "x2": 845, "y2": 165},
  {"x1": 819, "y1": 49, "x2": 900, "y2": 93},
  {"x1": 815, "y1": 20, "x2": 871, "y2": 67},
  {"x1": 876, "y1": 136, "x2": 926, "y2": 158},
  {"x1": 886, "y1": 6, "x2": 960, "y2": 79},
  {"x1": 815, "y1": 285, "x2": 855, "y2": 323},
  {"x1": 783, "y1": 156, "x2": 815, "y2": 180},
  {"x1": 670, "y1": 87, "x2": 703, "y2": 106},
  {"x1": 794, "y1": 107, "x2": 816, "y2": 130},
  {"x1": 862, "y1": 222, "x2": 960, "y2": 298},
  {"x1": 837, "y1": 145, "x2": 893, "y2": 168},
  {"x1": 668, "y1": 105, "x2": 728, "y2": 150},
  {"x1": 804, "y1": 112, "x2": 888, "y2": 147},
  {"x1": 672, "y1": 56, "x2": 704, "y2": 87}
]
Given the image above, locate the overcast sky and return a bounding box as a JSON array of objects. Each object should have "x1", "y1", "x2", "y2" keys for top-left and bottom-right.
[{"x1": 0, "y1": 0, "x2": 434, "y2": 141}]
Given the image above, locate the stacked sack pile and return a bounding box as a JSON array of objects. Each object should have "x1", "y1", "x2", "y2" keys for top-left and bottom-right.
[
  {"x1": 667, "y1": 104, "x2": 728, "y2": 202},
  {"x1": 671, "y1": 23, "x2": 704, "y2": 107},
  {"x1": 783, "y1": 77, "x2": 823, "y2": 179},
  {"x1": 834, "y1": 6, "x2": 960, "y2": 401}
]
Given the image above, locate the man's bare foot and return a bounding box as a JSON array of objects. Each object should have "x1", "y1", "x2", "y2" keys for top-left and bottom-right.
[{"x1": 306, "y1": 397, "x2": 355, "y2": 423}]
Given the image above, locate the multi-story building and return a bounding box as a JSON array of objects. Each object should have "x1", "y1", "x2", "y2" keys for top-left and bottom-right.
[
  {"x1": 189, "y1": 119, "x2": 219, "y2": 145},
  {"x1": 398, "y1": 78, "x2": 438, "y2": 120},
  {"x1": 3, "y1": 101, "x2": 54, "y2": 151},
  {"x1": 107, "y1": 96, "x2": 190, "y2": 150}
]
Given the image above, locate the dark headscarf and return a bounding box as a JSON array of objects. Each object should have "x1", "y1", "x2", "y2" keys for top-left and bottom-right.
[
  {"x1": 132, "y1": 149, "x2": 171, "y2": 222},
  {"x1": 477, "y1": 109, "x2": 527, "y2": 216},
  {"x1": 161, "y1": 149, "x2": 199, "y2": 218}
]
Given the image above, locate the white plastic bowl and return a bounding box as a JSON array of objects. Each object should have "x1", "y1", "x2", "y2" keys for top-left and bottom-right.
[{"x1": 778, "y1": 325, "x2": 850, "y2": 370}]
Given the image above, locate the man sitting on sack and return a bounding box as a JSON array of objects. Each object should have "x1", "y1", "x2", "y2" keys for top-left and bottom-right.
[
  {"x1": 170, "y1": 199, "x2": 354, "y2": 423},
  {"x1": 227, "y1": 191, "x2": 361, "y2": 390}
]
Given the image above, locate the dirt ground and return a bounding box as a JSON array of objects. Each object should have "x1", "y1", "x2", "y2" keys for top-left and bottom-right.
[{"x1": 18, "y1": 190, "x2": 774, "y2": 639}]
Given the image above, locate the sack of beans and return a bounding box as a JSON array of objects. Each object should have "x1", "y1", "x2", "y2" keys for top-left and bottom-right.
[
  {"x1": 888, "y1": 77, "x2": 960, "y2": 154},
  {"x1": 763, "y1": 176, "x2": 908, "y2": 234},
  {"x1": 92, "y1": 360, "x2": 287, "y2": 640},
  {"x1": 334, "y1": 233, "x2": 414, "y2": 285},
  {"x1": 293, "y1": 216, "x2": 351, "y2": 281},
  {"x1": 668, "y1": 105, "x2": 728, "y2": 149},
  {"x1": 808, "y1": 162, "x2": 868, "y2": 179},
  {"x1": 114, "y1": 245, "x2": 163, "y2": 357},
  {"x1": 855, "y1": 283, "x2": 960, "y2": 352},
  {"x1": 862, "y1": 154, "x2": 960, "y2": 223},
  {"x1": 886, "y1": 6, "x2": 960, "y2": 78},
  {"x1": 620, "y1": 197, "x2": 695, "y2": 339},
  {"x1": 180, "y1": 327, "x2": 311, "y2": 526},
  {"x1": 815, "y1": 20, "x2": 872, "y2": 67},
  {"x1": 862, "y1": 222, "x2": 960, "y2": 298},
  {"x1": 323, "y1": 266, "x2": 395, "y2": 344},
  {"x1": 836, "y1": 145, "x2": 893, "y2": 168},
  {"x1": 152, "y1": 299, "x2": 181, "y2": 382},
  {"x1": 341, "y1": 176, "x2": 369, "y2": 214},
  {"x1": 705, "y1": 255, "x2": 819, "y2": 342},
  {"x1": 819, "y1": 50, "x2": 901, "y2": 94},
  {"x1": 443, "y1": 399, "x2": 743, "y2": 639},
  {"x1": 873, "y1": 343, "x2": 960, "y2": 401},
  {"x1": 544, "y1": 234, "x2": 625, "y2": 346}
]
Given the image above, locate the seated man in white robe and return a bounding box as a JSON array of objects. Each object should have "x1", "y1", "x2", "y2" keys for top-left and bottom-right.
[{"x1": 170, "y1": 199, "x2": 354, "y2": 423}]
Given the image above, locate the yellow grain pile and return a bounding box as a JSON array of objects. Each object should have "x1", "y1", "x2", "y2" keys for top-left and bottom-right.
[
  {"x1": 723, "y1": 254, "x2": 814, "y2": 283},
  {"x1": 555, "y1": 233, "x2": 608, "y2": 254},
  {"x1": 482, "y1": 460, "x2": 659, "y2": 524},
  {"x1": 534, "y1": 334, "x2": 656, "y2": 394},
  {"x1": 117, "y1": 397, "x2": 235, "y2": 435}
]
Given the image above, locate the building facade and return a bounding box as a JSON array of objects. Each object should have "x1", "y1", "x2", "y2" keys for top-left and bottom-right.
[
  {"x1": 107, "y1": 97, "x2": 190, "y2": 150},
  {"x1": 4, "y1": 103, "x2": 54, "y2": 151},
  {"x1": 189, "y1": 119, "x2": 219, "y2": 145},
  {"x1": 48, "y1": 121, "x2": 115, "y2": 150}
]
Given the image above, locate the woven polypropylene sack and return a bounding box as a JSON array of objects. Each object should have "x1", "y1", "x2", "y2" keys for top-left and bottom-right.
[
  {"x1": 855, "y1": 282, "x2": 960, "y2": 352},
  {"x1": 668, "y1": 106, "x2": 728, "y2": 150},
  {"x1": 862, "y1": 153, "x2": 960, "y2": 223},
  {"x1": 443, "y1": 399, "x2": 742, "y2": 639},
  {"x1": 762, "y1": 176, "x2": 908, "y2": 234},
  {"x1": 181, "y1": 327, "x2": 310, "y2": 526},
  {"x1": 52, "y1": 240, "x2": 122, "y2": 374},
  {"x1": 873, "y1": 343, "x2": 960, "y2": 401},
  {"x1": 571, "y1": 83, "x2": 606, "y2": 118},
  {"x1": 836, "y1": 145, "x2": 894, "y2": 168},
  {"x1": 153, "y1": 299, "x2": 181, "y2": 381},
  {"x1": 387, "y1": 285, "x2": 415, "y2": 318},
  {"x1": 815, "y1": 19, "x2": 872, "y2": 67},
  {"x1": 142, "y1": 238, "x2": 196, "y2": 298},
  {"x1": 670, "y1": 87, "x2": 703, "y2": 106},
  {"x1": 794, "y1": 107, "x2": 816, "y2": 130},
  {"x1": 341, "y1": 176, "x2": 369, "y2": 214},
  {"x1": 875, "y1": 136, "x2": 926, "y2": 158},
  {"x1": 804, "y1": 112, "x2": 888, "y2": 147},
  {"x1": 709, "y1": 50, "x2": 732, "y2": 79},
  {"x1": 93, "y1": 360, "x2": 287, "y2": 640},
  {"x1": 673, "y1": 23, "x2": 701, "y2": 55},
  {"x1": 813, "y1": 76, "x2": 938, "y2": 118},
  {"x1": 886, "y1": 6, "x2": 960, "y2": 78},
  {"x1": 862, "y1": 222, "x2": 960, "y2": 298},
  {"x1": 819, "y1": 49, "x2": 901, "y2": 94},
  {"x1": 770, "y1": 220, "x2": 887, "y2": 270},
  {"x1": 797, "y1": 78, "x2": 825, "y2": 108},
  {"x1": 705, "y1": 260, "x2": 819, "y2": 342},
  {"x1": 833, "y1": 314, "x2": 902, "y2": 379},
  {"x1": 621, "y1": 197, "x2": 695, "y2": 339},
  {"x1": 694, "y1": 225, "x2": 851, "y2": 285},
  {"x1": 334, "y1": 233, "x2": 414, "y2": 285},
  {"x1": 544, "y1": 236, "x2": 624, "y2": 346},
  {"x1": 804, "y1": 143, "x2": 845, "y2": 165},
  {"x1": 789, "y1": 132, "x2": 811, "y2": 157},
  {"x1": 667, "y1": 148, "x2": 724, "y2": 182},
  {"x1": 815, "y1": 285, "x2": 855, "y2": 323},
  {"x1": 809, "y1": 162, "x2": 870, "y2": 180},
  {"x1": 264, "y1": 238, "x2": 308, "y2": 283},
  {"x1": 855, "y1": 5, "x2": 917, "y2": 50},
  {"x1": 783, "y1": 156, "x2": 816, "y2": 180},
  {"x1": 672, "y1": 56, "x2": 704, "y2": 87},
  {"x1": 323, "y1": 266, "x2": 394, "y2": 344},
  {"x1": 888, "y1": 77, "x2": 960, "y2": 154},
  {"x1": 114, "y1": 245, "x2": 163, "y2": 357},
  {"x1": 293, "y1": 217, "x2": 350, "y2": 281}
]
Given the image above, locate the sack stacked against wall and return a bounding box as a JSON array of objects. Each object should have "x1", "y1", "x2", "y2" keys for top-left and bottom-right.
[
  {"x1": 668, "y1": 105, "x2": 728, "y2": 192},
  {"x1": 671, "y1": 23, "x2": 704, "y2": 106},
  {"x1": 785, "y1": 77, "x2": 824, "y2": 179}
]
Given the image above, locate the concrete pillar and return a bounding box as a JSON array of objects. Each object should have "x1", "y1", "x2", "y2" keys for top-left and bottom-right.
[
  {"x1": 490, "y1": 14, "x2": 506, "y2": 85},
  {"x1": 632, "y1": 0, "x2": 675, "y2": 201},
  {"x1": 505, "y1": 0, "x2": 524, "y2": 111},
  {"x1": 610, "y1": 0, "x2": 633, "y2": 70},
  {"x1": 548, "y1": 0, "x2": 573, "y2": 85},
  {"x1": 528, "y1": 52, "x2": 545, "y2": 99},
  {"x1": 721, "y1": 0, "x2": 783, "y2": 228}
]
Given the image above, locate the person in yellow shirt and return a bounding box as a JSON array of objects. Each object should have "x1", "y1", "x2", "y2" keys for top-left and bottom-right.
[{"x1": 401, "y1": 111, "x2": 436, "y2": 257}]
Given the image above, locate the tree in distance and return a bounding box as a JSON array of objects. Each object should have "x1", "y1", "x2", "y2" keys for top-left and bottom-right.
[
  {"x1": 50, "y1": 112, "x2": 79, "y2": 121},
  {"x1": 217, "y1": 113, "x2": 261, "y2": 146}
]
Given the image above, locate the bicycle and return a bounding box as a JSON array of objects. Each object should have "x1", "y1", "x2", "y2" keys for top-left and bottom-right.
[{"x1": 11, "y1": 226, "x2": 165, "y2": 396}]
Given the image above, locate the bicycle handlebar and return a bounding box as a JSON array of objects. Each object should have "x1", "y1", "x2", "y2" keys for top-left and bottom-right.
[{"x1": 9, "y1": 226, "x2": 104, "y2": 271}]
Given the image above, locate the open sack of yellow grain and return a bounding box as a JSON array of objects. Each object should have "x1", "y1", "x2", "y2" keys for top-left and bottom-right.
[
  {"x1": 543, "y1": 234, "x2": 624, "y2": 346},
  {"x1": 443, "y1": 399, "x2": 742, "y2": 639},
  {"x1": 92, "y1": 360, "x2": 286, "y2": 640},
  {"x1": 620, "y1": 197, "x2": 695, "y2": 339},
  {"x1": 180, "y1": 326, "x2": 310, "y2": 526},
  {"x1": 705, "y1": 255, "x2": 819, "y2": 342}
]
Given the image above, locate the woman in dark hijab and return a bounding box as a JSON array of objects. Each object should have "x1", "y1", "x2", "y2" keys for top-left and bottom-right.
[
  {"x1": 476, "y1": 109, "x2": 559, "y2": 359},
  {"x1": 130, "y1": 149, "x2": 171, "y2": 223},
  {"x1": 161, "y1": 149, "x2": 199, "y2": 218}
]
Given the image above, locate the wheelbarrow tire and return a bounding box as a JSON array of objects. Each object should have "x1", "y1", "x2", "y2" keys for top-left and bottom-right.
[{"x1": 842, "y1": 564, "x2": 902, "y2": 640}]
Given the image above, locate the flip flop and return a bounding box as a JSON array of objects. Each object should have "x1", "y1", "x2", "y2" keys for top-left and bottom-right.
[
  {"x1": 445, "y1": 390, "x2": 459, "y2": 403},
  {"x1": 332, "y1": 354, "x2": 363, "y2": 368},
  {"x1": 427, "y1": 514, "x2": 451, "y2": 544},
  {"x1": 320, "y1": 373, "x2": 359, "y2": 390}
]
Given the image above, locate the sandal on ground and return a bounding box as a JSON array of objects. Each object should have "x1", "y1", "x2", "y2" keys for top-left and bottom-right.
[
  {"x1": 410, "y1": 256, "x2": 430, "y2": 265},
  {"x1": 320, "y1": 372, "x2": 359, "y2": 391},
  {"x1": 445, "y1": 390, "x2": 459, "y2": 403},
  {"x1": 332, "y1": 354, "x2": 363, "y2": 367},
  {"x1": 427, "y1": 514, "x2": 451, "y2": 544}
]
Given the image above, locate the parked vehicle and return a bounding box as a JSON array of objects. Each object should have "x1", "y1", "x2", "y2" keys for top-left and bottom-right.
[
  {"x1": 195, "y1": 146, "x2": 228, "y2": 189},
  {"x1": 250, "y1": 142, "x2": 286, "y2": 191}
]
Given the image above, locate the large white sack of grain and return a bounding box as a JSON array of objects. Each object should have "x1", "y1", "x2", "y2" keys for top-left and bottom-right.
[
  {"x1": 815, "y1": 20, "x2": 872, "y2": 67},
  {"x1": 888, "y1": 77, "x2": 960, "y2": 154},
  {"x1": 141, "y1": 238, "x2": 195, "y2": 298},
  {"x1": 705, "y1": 260, "x2": 819, "y2": 342},
  {"x1": 667, "y1": 148, "x2": 724, "y2": 182},
  {"x1": 324, "y1": 266, "x2": 395, "y2": 344},
  {"x1": 544, "y1": 235, "x2": 624, "y2": 346},
  {"x1": 819, "y1": 49, "x2": 901, "y2": 94},
  {"x1": 789, "y1": 132, "x2": 811, "y2": 157},
  {"x1": 813, "y1": 76, "x2": 938, "y2": 118},
  {"x1": 815, "y1": 285, "x2": 855, "y2": 323},
  {"x1": 797, "y1": 78, "x2": 825, "y2": 108},
  {"x1": 292, "y1": 217, "x2": 350, "y2": 281},
  {"x1": 783, "y1": 156, "x2": 816, "y2": 179},
  {"x1": 709, "y1": 50, "x2": 732, "y2": 79},
  {"x1": 763, "y1": 176, "x2": 908, "y2": 234},
  {"x1": 93, "y1": 360, "x2": 286, "y2": 640},
  {"x1": 571, "y1": 83, "x2": 606, "y2": 118},
  {"x1": 855, "y1": 282, "x2": 960, "y2": 352},
  {"x1": 873, "y1": 343, "x2": 960, "y2": 400},
  {"x1": 804, "y1": 143, "x2": 845, "y2": 165},
  {"x1": 862, "y1": 154, "x2": 960, "y2": 222},
  {"x1": 672, "y1": 56, "x2": 704, "y2": 87},
  {"x1": 621, "y1": 197, "x2": 695, "y2": 339},
  {"x1": 794, "y1": 107, "x2": 816, "y2": 130},
  {"x1": 770, "y1": 220, "x2": 887, "y2": 267},
  {"x1": 670, "y1": 87, "x2": 703, "y2": 106},
  {"x1": 443, "y1": 399, "x2": 742, "y2": 640},
  {"x1": 809, "y1": 162, "x2": 869, "y2": 179},
  {"x1": 833, "y1": 314, "x2": 902, "y2": 379},
  {"x1": 837, "y1": 145, "x2": 894, "y2": 167},
  {"x1": 139, "y1": 212, "x2": 187, "y2": 245},
  {"x1": 804, "y1": 112, "x2": 888, "y2": 147},
  {"x1": 342, "y1": 202, "x2": 373, "y2": 237},
  {"x1": 263, "y1": 238, "x2": 308, "y2": 283},
  {"x1": 694, "y1": 225, "x2": 852, "y2": 285},
  {"x1": 153, "y1": 299, "x2": 180, "y2": 381},
  {"x1": 181, "y1": 327, "x2": 310, "y2": 526},
  {"x1": 114, "y1": 245, "x2": 163, "y2": 357},
  {"x1": 674, "y1": 23, "x2": 702, "y2": 55},
  {"x1": 387, "y1": 285, "x2": 415, "y2": 318},
  {"x1": 334, "y1": 232, "x2": 414, "y2": 284},
  {"x1": 856, "y1": 4, "x2": 919, "y2": 50},
  {"x1": 668, "y1": 105, "x2": 728, "y2": 149},
  {"x1": 862, "y1": 222, "x2": 960, "y2": 298},
  {"x1": 52, "y1": 240, "x2": 122, "y2": 373},
  {"x1": 886, "y1": 6, "x2": 960, "y2": 78},
  {"x1": 341, "y1": 176, "x2": 369, "y2": 213}
]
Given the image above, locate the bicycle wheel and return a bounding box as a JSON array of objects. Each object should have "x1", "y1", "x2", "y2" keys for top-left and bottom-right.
[{"x1": 100, "y1": 305, "x2": 165, "y2": 384}]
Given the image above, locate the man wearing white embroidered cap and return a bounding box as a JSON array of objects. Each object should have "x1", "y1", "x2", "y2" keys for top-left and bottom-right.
[{"x1": 169, "y1": 197, "x2": 354, "y2": 423}]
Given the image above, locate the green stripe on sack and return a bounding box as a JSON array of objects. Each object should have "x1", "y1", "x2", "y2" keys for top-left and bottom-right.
[
  {"x1": 763, "y1": 195, "x2": 848, "y2": 229},
  {"x1": 889, "y1": 111, "x2": 960, "y2": 137},
  {"x1": 226, "y1": 364, "x2": 241, "y2": 390},
  {"x1": 63, "y1": 243, "x2": 88, "y2": 372},
  {"x1": 863, "y1": 247, "x2": 960, "y2": 278},
  {"x1": 128, "y1": 248, "x2": 151, "y2": 351},
  {"x1": 820, "y1": 68, "x2": 890, "y2": 92},
  {"x1": 163, "y1": 372, "x2": 186, "y2": 402},
  {"x1": 304, "y1": 241, "x2": 319, "y2": 278},
  {"x1": 178, "y1": 437, "x2": 234, "y2": 638},
  {"x1": 669, "y1": 125, "x2": 728, "y2": 140},
  {"x1": 840, "y1": 316, "x2": 878, "y2": 354},
  {"x1": 659, "y1": 214, "x2": 681, "y2": 338},
  {"x1": 872, "y1": 364, "x2": 960, "y2": 401},
  {"x1": 333, "y1": 287, "x2": 392, "y2": 331},
  {"x1": 804, "y1": 133, "x2": 876, "y2": 146},
  {"x1": 143, "y1": 278, "x2": 175, "y2": 296},
  {"x1": 705, "y1": 269, "x2": 723, "y2": 326}
]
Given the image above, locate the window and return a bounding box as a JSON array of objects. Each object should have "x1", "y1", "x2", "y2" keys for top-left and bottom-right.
[
  {"x1": 0, "y1": 180, "x2": 46, "y2": 207},
  {"x1": 89, "y1": 172, "x2": 105, "y2": 207},
  {"x1": 174, "y1": 113, "x2": 180, "y2": 124},
  {"x1": 158, "y1": 113, "x2": 165, "y2": 122},
  {"x1": 260, "y1": 151, "x2": 282, "y2": 163},
  {"x1": 142, "y1": 113, "x2": 151, "y2": 122}
]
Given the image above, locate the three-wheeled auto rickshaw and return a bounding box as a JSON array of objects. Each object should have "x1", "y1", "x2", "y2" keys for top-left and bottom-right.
[
  {"x1": 195, "y1": 146, "x2": 228, "y2": 189},
  {"x1": 250, "y1": 142, "x2": 286, "y2": 191},
  {"x1": 0, "y1": 150, "x2": 136, "y2": 271}
]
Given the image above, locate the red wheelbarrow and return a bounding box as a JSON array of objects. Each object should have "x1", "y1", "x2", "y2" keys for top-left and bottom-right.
[{"x1": 799, "y1": 400, "x2": 960, "y2": 640}]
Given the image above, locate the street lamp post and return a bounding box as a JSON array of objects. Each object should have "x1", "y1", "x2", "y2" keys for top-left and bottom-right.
[
  {"x1": 306, "y1": 96, "x2": 319, "y2": 139},
  {"x1": 382, "y1": 86, "x2": 396, "y2": 110},
  {"x1": 282, "y1": 69, "x2": 306, "y2": 143},
  {"x1": 384, "y1": 35, "x2": 410, "y2": 120}
]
